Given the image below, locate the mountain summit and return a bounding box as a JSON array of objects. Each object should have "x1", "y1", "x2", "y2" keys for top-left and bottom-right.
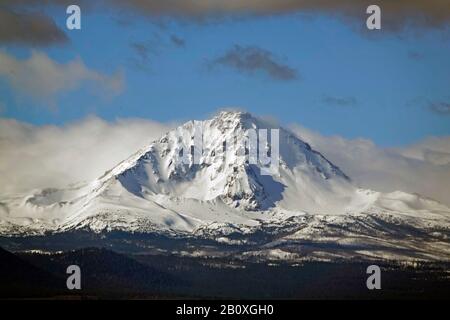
[
  {"x1": 1, "y1": 111, "x2": 449, "y2": 261},
  {"x1": 100, "y1": 110, "x2": 351, "y2": 212}
]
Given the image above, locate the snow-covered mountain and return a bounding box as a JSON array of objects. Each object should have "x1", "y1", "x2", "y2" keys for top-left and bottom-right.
[{"x1": 1, "y1": 111, "x2": 449, "y2": 261}]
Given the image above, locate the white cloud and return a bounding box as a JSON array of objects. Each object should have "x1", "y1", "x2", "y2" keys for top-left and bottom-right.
[
  {"x1": 0, "y1": 50, "x2": 124, "y2": 102},
  {"x1": 290, "y1": 124, "x2": 450, "y2": 206},
  {"x1": 0, "y1": 116, "x2": 173, "y2": 195},
  {"x1": 397, "y1": 136, "x2": 450, "y2": 165}
]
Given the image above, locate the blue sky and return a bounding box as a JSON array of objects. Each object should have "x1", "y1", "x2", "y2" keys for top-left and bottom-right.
[{"x1": 1, "y1": 4, "x2": 450, "y2": 146}]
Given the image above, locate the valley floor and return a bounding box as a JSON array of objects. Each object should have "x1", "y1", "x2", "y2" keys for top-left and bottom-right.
[{"x1": 1, "y1": 245, "x2": 449, "y2": 299}]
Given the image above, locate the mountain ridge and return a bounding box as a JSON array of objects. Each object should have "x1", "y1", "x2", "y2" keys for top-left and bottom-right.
[{"x1": 1, "y1": 111, "x2": 449, "y2": 262}]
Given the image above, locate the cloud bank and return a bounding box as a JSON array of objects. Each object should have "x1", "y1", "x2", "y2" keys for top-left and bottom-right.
[
  {"x1": 3, "y1": 0, "x2": 449, "y2": 46},
  {"x1": 0, "y1": 117, "x2": 173, "y2": 195},
  {"x1": 290, "y1": 124, "x2": 450, "y2": 206},
  {"x1": 0, "y1": 51, "x2": 124, "y2": 102},
  {"x1": 110, "y1": 0, "x2": 450, "y2": 30}
]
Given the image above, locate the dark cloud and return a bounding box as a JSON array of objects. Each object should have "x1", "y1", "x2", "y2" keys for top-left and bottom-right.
[
  {"x1": 2, "y1": 0, "x2": 80, "y2": 5},
  {"x1": 0, "y1": 8, "x2": 67, "y2": 46},
  {"x1": 130, "y1": 42, "x2": 151, "y2": 62},
  {"x1": 109, "y1": 0, "x2": 450, "y2": 31},
  {"x1": 129, "y1": 33, "x2": 186, "y2": 71},
  {"x1": 2, "y1": 0, "x2": 449, "y2": 46},
  {"x1": 170, "y1": 35, "x2": 186, "y2": 48},
  {"x1": 0, "y1": 0, "x2": 93, "y2": 45},
  {"x1": 429, "y1": 102, "x2": 450, "y2": 115},
  {"x1": 208, "y1": 45, "x2": 298, "y2": 81},
  {"x1": 128, "y1": 36, "x2": 164, "y2": 71},
  {"x1": 408, "y1": 51, "x2": 425, "y2": 60},
  {"x1": 323, "y1": 95, "x2": 358, "y2": 107}
]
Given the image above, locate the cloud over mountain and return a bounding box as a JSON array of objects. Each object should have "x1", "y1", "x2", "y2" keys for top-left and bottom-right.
[
  {"x1": 0, "y1": 116, "x2": 173, "y2": 195},
  {"x1": 1, "y1": 113, "x2": 449, "y2": 208},
  {"x1": 291, "y1": 124, "x2": 450, "y2": 206}
]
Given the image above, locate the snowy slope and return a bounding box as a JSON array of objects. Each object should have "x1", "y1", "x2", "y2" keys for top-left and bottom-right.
[{"x1": 1, "y1": 111, "x2": 449, "y2": 261}]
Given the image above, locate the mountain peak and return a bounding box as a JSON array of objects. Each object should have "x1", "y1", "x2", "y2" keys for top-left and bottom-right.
[
  {"x1": 100, "y1": 110, "x2": 353, "y2": 212},
  {"x1": 209, "y1": 110, "x2": 263, "y2": 131},
  {"x1": 215, "y1": 110, "x2": 251, "y2": 120}
]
